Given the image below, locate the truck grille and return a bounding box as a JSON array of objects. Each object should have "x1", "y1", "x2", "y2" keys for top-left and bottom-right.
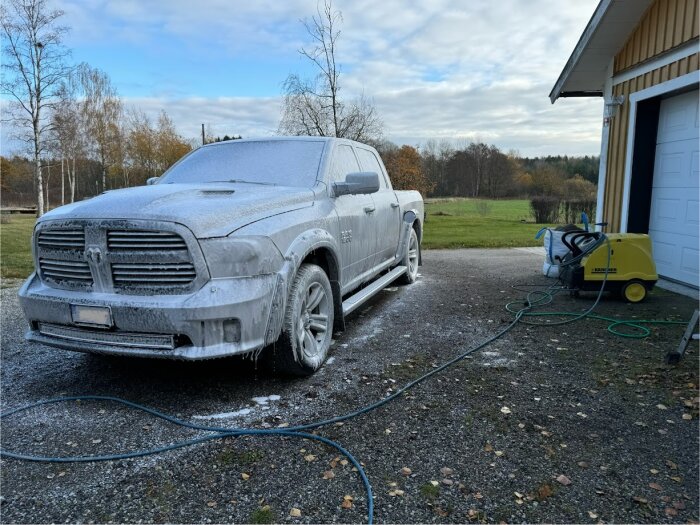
[{"x1": 35, "y1": 223, "x2": 201, "y2": 294}]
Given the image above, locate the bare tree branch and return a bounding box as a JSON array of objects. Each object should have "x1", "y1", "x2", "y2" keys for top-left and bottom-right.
[{"x1": 278, "y1": 0, "x2": 382, "y2": 143}]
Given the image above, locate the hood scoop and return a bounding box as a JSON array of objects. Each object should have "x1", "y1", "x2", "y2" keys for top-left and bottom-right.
[{"x1": 198, "y1": 190, "x2": 235, "y2": 196}]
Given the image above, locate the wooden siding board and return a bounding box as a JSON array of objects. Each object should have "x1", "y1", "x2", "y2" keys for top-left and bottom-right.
[
  {"x1": 641, "y1": 15, "x2": 650, "y2": 63},
  {"x1": 674, "y1": 0, "x2": 686, "y2": 46},
  {"x1": 682, "y1": 0, "x2": 692, "y2": 39},
  {"x1": 614, "y1": 0, "x2": 699, "y2": 74},
  {"x1": 655, "y1": 1, "x2": 665, "y2": 56},
  {"x1": 665, "y1": 0, "x2": 677, "y2": 49},
  {"x1": 634, "y1": 21, "x2": 643, "y2": 66}
]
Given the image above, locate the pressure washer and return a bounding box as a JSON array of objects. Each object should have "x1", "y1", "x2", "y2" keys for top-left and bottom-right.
[
  {"x1": 538, "y1": 212, "x2": 658, "y2": 303},
  {"x1": 558, "y1": 231, "x2": 658, "y2": 303}
]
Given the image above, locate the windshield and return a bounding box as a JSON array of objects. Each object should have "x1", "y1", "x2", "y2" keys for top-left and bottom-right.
[{"x1": 159, "y1": 140, "x2": 326, "y2": 187}]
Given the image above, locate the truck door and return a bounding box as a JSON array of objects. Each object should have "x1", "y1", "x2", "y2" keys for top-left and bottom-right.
[
  {"x1": 330, "y1": 144, "x2": 377, "y2": 290},
  {"x1": 355, "y1": 147, "x2": 401, "y2": 269}
]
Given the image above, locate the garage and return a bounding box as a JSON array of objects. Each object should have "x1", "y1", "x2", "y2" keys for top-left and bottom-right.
[
  {"x1": 549, "y1": 0, "x2": 699, "y2": 294},
  {"x1": 649, "y1": 89, "x2": 699, "y2": 287}
]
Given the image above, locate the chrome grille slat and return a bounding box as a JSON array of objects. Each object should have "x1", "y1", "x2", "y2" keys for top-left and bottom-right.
[
  {"x1": 113, "y1": 277, "x2": 195, "y2": 283},
  {"x1": 42, "y1": 267, "x2": 92, "y2": 276},
  {"x1": 107, "y1": 243, "x2": 187, "y2": 249},
  {"x1": 39, "y1": 259, "x2": 89, "y2": 268}
]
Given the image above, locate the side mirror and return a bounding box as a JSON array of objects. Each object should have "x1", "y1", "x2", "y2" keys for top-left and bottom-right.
[
  {"x1": 333, "y1": 172, "x2": 380, "y2": 197},
  {"x1": 146, "y1": 176, "x2": 161, "y2": 186}
]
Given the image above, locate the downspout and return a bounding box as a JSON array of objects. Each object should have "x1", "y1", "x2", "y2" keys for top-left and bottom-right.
[{"x1": 595, "y1": 59, "x2": 615, "y2": 232}]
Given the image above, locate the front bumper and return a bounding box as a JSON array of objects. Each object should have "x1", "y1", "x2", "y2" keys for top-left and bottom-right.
[{"x1": 18, "y1": 272, "x2": 281, "y2": 360}]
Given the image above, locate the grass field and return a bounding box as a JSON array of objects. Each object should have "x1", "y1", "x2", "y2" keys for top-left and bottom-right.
[
  {"x1": 423, "y1": 198, "x2": 553, "y2": 249},
  {"x1": 0, "y1": 199, "x2": 550, "y2": 279},
  {"x1": 1, "y1": 215, "x2": 35, "y2": 280}
]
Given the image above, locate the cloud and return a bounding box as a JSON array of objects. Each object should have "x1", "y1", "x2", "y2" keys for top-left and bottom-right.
[
  {"x1": 3, "y1": 0, "x2": 604, "y2": 157},
  {"x1": 125, "y1": 96, "x2": 283, "y2": 141}
]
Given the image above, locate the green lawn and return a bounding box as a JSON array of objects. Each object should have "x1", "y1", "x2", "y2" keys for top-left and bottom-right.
[
  {"x1": 423, "y1": 198, "x2": 554, "y2": 249},
  {"x1": 0, "y1": 199, "x2": 551, "y2": 279},
  {"x1": 1, "y1": 215, "x2": 36, "y2": 280}
]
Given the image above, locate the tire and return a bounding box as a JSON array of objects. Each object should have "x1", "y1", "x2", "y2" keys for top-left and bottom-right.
[
  {"x1": 266, "y1": 263, "x2": 334, "y2": 376},
  {"x1": 621, "y1": 279, "x2": 648, "y2": 303},
  {"x1": 398, "y1": 227, "x2": 420, "y2": 285}
]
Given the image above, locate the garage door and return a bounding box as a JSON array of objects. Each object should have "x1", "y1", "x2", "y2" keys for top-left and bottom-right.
[{"x1": 648, "y1": 89, "x2": 699, "y2": 288}]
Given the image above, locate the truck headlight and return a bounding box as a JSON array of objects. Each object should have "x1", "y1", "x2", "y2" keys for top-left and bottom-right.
[{"x1": 199, "y1": 236, "x2": 284, "y2": 278}]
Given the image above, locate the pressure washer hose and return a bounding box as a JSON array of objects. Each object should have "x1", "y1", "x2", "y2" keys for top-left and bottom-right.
[{"x1": 0, "y1": 235, "x2": 688, "y2": 524}]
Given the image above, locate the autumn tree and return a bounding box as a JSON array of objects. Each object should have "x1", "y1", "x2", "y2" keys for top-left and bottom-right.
[
  {"x1": 0, "y1": 156, "x2": 34, "y2": 205},
  {"x1": 124, "y1": 110, "x2": 192, "y2": 186},
  {"x1": 1, "y1": 0, "x2": 69, "y2": 216},
  {"x1": 278, "y1": 0, "x2": 382, "y2": 142},
  {"x1": 382, "y1": 145, "x2": 434, "y2": 196},
  {"x1": 155, "y1": 111, "x2": 192, "y2": 171}
]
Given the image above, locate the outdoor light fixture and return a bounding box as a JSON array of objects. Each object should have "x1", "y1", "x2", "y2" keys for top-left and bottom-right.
[{"x1": 603, "y1": 95, "x2": 625, "y2": 125}]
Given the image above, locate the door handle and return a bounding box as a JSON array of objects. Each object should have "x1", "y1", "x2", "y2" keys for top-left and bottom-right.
[
  {"x1": 390, "y1": 202, "x2": 400, "y2": 209},
  {"x1": 364, "y1": 206, "x2": 376, "y2": 214}
]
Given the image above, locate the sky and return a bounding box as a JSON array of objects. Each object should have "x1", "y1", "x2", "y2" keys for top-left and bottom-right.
[{"x1": 2, "y1": 0, "x2": 605, "y2": 157}]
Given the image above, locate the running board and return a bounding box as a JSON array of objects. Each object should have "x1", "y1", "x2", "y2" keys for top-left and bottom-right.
[{"x1": 342, "y1": 266, "x2": 407, "y2": 316}]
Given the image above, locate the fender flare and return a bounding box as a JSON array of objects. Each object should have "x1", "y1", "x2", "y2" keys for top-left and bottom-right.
[
  {"x1": 395, "y1": 209, "x2": 423, "y2": 265},
  {"x1": 265, "y1": 229, "x2": 344, "y2": 345}
]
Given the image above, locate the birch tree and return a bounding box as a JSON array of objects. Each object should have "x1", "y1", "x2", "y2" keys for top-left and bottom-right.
[
  {"x1": 1, "y1": 0, "x2": 69, "y2": 216},
  {"x1": 52, "y1": 72, "x2": 83, "y2": 203},
  {"x1": 78, "y1": 63, "x2": 122, "y2": 193}
]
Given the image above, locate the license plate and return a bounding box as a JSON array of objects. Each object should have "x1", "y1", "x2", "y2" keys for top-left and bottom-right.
[{"x1": 71, "y1": 305, "x2": 113, "y2": 327}]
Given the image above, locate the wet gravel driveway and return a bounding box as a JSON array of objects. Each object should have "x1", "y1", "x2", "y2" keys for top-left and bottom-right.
[{"x1": 1, "y1": 248, "x2": 698, "y2": 524}]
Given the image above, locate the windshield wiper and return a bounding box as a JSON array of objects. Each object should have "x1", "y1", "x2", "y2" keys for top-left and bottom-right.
[{"x1": 207, "y1": 179, "x2": 277, "y2": 186}]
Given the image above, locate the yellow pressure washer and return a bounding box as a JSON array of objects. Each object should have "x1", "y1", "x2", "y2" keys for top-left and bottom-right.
[{"x1": 558, "y1": 231, "x2": 658, "y2": 303}]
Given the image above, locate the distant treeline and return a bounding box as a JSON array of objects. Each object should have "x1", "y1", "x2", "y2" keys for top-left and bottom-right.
[
  {"x1": 372, "y1": 140, "x2": 599, "y2": 201},
  {"x1": 1, "y1": 138, "x2": 599, "y2": 211}
]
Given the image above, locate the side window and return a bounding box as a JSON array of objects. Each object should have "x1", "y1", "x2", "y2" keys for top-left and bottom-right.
[
  {"x1": 355, "y1": 148, "x2": 390, "y2": 190},
  {"x1": 330, "y1": 145, "x2": 361, "y2": 183}
]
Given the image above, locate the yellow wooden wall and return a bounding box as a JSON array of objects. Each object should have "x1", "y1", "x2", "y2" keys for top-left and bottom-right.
[
  {"x1": 615, "y1": 0, "x2": 699, "y2": 73},
  {"x1": 602, "y1": 0, "x2": 699, "y2": 231}
]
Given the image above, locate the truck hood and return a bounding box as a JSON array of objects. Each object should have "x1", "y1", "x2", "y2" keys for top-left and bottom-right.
[{"x1": 40, "y1": 183, "x2": 316, "y2": 238}]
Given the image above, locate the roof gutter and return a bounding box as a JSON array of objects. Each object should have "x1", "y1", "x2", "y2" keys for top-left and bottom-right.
[
  {"x1": 549, "y1": 0, "x2": 612, "y2": 104},
  {"x1": 558, "y1": 90, "x2": 604, "y2": 98}
]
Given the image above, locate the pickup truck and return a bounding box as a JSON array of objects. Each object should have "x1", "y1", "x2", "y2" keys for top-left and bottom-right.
[{"x1": 19, "y1": 137, "x2": 424, "y2": 375}]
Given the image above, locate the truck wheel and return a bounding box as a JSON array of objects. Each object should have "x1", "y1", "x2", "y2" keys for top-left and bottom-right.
[
  {"x1": 267, "y1": 263, "x2": 334, "y2": 376},
  {"x1": 398, "y1": 227, "x2": 420, "y2": 284},
  {"x1": 621, "y1": 280, "x2": 648, "y2": 303}
]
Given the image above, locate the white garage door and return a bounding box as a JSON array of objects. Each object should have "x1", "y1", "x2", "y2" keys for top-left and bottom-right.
[{"x1": 649, "y1": 89, "x2": 699, "y2": 288}]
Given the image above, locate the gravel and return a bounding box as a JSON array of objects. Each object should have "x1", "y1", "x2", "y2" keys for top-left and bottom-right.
[{"x1": 1, "y1": 248, "x2": 698, "y2": 524}]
